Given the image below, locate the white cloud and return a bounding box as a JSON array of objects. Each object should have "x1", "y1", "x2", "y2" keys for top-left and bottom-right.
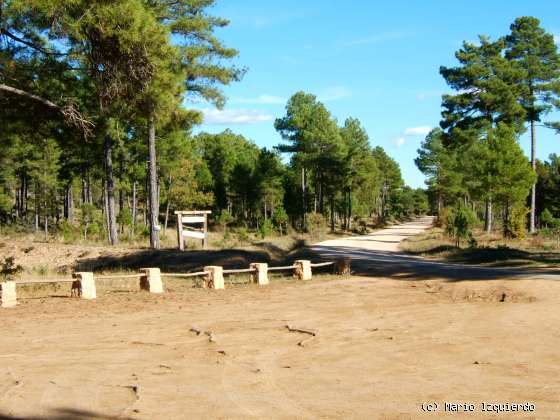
[
  {"x1": 395, "y1": 137, "x2": 406, "y2": 147},
  {"x1": 231, "y1": 94, "x2": 286, "y2": 105},
  {"x1": 202, "y1": 108, "x2": 273, "y2": 125},
  {"x1": 555, "y1": 35, "x2": 560, "y2": 44},
  {"x1": 404, "y1": 126, "x2": 432, "y2": 136},
  {"x1": 318, "y1": 86, "x2": 352, "y2": 102}
]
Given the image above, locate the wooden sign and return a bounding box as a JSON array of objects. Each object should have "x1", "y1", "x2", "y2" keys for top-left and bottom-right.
[{"x1": 175, "y1": 210, "x2": 211, "y2": 250}]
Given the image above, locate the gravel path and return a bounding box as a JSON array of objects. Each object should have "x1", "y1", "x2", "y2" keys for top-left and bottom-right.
[{"x1": 312, "y1": 216, "x2": 560, "y2": 281}]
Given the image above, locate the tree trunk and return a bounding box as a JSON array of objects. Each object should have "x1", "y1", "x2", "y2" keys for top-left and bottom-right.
[
  {"x1": 23, "y1": 175, "x2": 28, "y2": 215},
  {"x1": 348, "y1": 189, "x2": 352, "y2": 231},
  {"x1": 104, "y1": 135, "x2": 119, "y2": 245},
  {"x1": 147, "y1": 111, "x2": 160, "y2": 249},
  {"x1": 132, "y1": 180, "x2": 137, "y2": 235},
  {"x1": 164, "y1": 199, "x2": 170, "y2": 233},
  {"x1": 301, "y1": 166, "x2": 307, "y2": 231},
  {"x1": 485, "y1": 199, "x2": 492, "y2": 234},
  {"x1": 318, "y1": 172, "x2": 324, "y2": 214},
  {"x1": 82, "y1": 174, "x2": 87, "y2": 205},
  {"x1": 67, "y1": 184, "x2": 74, "y2": 222},
  {"x1": 44, "y1": 215, "x2": 48, "y2": 242},
  {"x1": 64, "y1": 183, "x2": 74, "y2": 221},
  {"x1": 529, "y1": 119, "x2": 536, "y2": 234},
  {"x1": 330, "y1": 195, "x2": 335, "y2": 232},
  {"x1": 264, "y1": 195, "x2": 268, "y2": 221}
]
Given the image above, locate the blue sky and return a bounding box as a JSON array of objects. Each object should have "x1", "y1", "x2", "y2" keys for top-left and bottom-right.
[{"x1": 191, "y1": 0, "x2": 560, "y2": 188}]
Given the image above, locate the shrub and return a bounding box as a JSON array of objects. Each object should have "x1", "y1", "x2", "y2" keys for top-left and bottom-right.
[
  {"x1": 0, "y1": 257, "x2": 23, "y2": 281},
  {"x1": 540, "y1": 208, "x2": 557, "y2": 228},
  {"x1": 307, "y1": 212, "x2": 327, "y2": 240},
  {"x1": 356, "y1": 218, "x2": 368, "y2": 234},
  {"x1": 217, "y1": 210, "x2": 234, "y2": 234},
  {"x1": 504, "y1": 206, "x2": 529, "y2": 239},
  {"x1": 235, "y1": 227, "x2": 249, "y2": 243},
  {"x1": 445, "y1": 205, "x2": 477, "y2": 247},
  {"x1": 540, "y1": 209, "x2": 560, "y2": 248},
  {"x1": 117, "y1": 207, "x2": 133, "y2": 229},
  {"x1": 272, "y1": 207, "x2": 289, "y2": 235},
  {"x1": 259, "y1": 219, "x2": 273, "y2": 239},
  {"x1": 59, "y1": 220, "x2": 78, "y2": 243}
]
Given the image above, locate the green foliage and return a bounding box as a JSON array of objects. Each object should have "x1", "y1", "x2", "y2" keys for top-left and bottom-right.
[
  {"x1": 540, "y1": 209, "x2": 557, "y2": 228},
  {"x1": 0, "y1": 257, "x2": 23, "y2": 281},
  {"x1": 235, "y1": 227, "x2": 250, "y2": 243},
  {"x1": 445, "y1": 205, "x2": 478, "y2": 247},
  {"x1": 217, "y1": 210, "x2": 234, "y2": 233},
  {"x1": 272, "y1": 207, "x2": 289, "y2": 235},
  {"x1": 117, "y1": 208, "x2": 133, "y2": 229},
  {"x1": 259, "y1": 219, "x2": 273, "y2": 239},
  {"x1": 504, "y1": 206, "x2": 529, "y2": 239},
  {"x1": 307, "y1": 212, "x2": 327, "y2": 240},
  {"x1": 80, "y1": 204, "x2": 104, "y2": 241},
  {"x1": 59, "y1": 221, "x2": 78, "y2": 243}
]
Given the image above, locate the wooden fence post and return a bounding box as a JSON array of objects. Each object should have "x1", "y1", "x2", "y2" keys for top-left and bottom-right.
[
  {"x1": 294, "y1": 260, "x2": 312, "y2": 281},
  {"x1": 0, "y1": 281, "x2": 17, "y2": 308},
  {"x1": 204, "y1": 266, "x2": 224, "y2": 290},
  {"x1": 334, "y1": 258, "x2": 351, "y2": 275},
  {"x1": 72, "y1": 272, "x2": 96, "y2": 299},
  {"x1": 177, "y1": 213, "x2": 184, "y2": 251},
  {"x1": 140, "y1": 268, "x2": 163, "y2": 293},
  {"x1": 250, "y1": 263, "x2": 268, "y2": 285}
]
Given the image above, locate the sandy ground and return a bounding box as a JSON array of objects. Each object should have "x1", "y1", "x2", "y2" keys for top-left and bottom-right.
[{"x1": 1, "y1": 218, "x2": 560, "y2": 419}]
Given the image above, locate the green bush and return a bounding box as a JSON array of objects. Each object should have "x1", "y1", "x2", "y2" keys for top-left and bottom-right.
[
  {"x1": 235, "y1": 226, "x2": 249, "y2": 243},
  {"x1": 445, "y1": 205, "x2": 477, "y2": 247},
  {"x1": 540, "y1": 208, "x2": 558, "y2": 228},
  {"x1": 259, "y1": 219, "x2": 273, "y2": 239},
  {"x1": 117, "y1": 207, "x2": 133, "y2": 228},
  {"x1": 307, "y1": 212, "x2": 327, "y2": 240},
  {"x1": 504, "y1": 206, "x2": 529, "y2": 239},
  {"x1": 59, "y1": 220, "x2": 79, "y2": 243},
  {"x1": 217, "y1": 210, "x2": 234, "y2": 233},
  {"x1": 0, "y1": 256, "x2": 23, "y2": 281},
  {"x1": 272, "y1": 207, "x2": 289, "y2": 235}
]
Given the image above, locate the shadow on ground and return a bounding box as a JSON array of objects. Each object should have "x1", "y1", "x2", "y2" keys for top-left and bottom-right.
[
  {"x1": 312, "y1": 245, "x2": 560, "y2": 282},
  {"x1": 74, "y1": 239, "x2": 318, "y2": 273},
  {"x1": 0, "y1": 408, "x2": 131, "y2": 420},
  {"x1": 405, "y1": 244, "x2": 560, "y2": 268}
]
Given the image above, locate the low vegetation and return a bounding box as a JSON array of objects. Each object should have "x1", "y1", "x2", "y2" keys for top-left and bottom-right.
[{"x1": 402, "y1": 224, "x2": 560, "y2": 269}]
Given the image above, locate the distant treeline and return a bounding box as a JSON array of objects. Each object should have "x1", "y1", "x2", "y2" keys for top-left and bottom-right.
[{"x1": 0, "y1": 1, "x2": 426, "y2": 245}]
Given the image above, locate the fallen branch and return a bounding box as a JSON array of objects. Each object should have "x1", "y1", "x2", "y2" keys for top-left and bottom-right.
[
  {"x1": 297, "y1": 336, "x2": 316, "y2": 347},
  {"x1": 189, "y1": 326, "x2": 202, "y2": 335},
  {"x1": 285, "y1": 324, "x2": 317, "y2": 336}
]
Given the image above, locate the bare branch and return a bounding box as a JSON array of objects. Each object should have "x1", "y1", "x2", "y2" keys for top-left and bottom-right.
[
  {"x1": 0, "y1": 83, "x2": 93, "y2": 136},
  {"x1": 0, "y1": 28, "x2": 68, "y2": 56}
]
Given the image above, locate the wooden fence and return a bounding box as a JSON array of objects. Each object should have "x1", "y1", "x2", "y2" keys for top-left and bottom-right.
[{"x1": 0, "y1": 258, "x2": 351, "y2": 308}]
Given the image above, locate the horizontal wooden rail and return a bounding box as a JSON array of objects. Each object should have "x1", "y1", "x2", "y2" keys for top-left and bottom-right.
[
  {"x1": 94, "y1": 274, "x2": 142, "y2": 280},
  {"x1": 161, "y1": 271, "x2": 209, "y2": 278},
  {"x1": 310, "y1": 261, "x2": 335, "y2": 268},
  {"x1": 268, "y1": 265, "x2": 297, "y2": 271},
  {"x1": 15, "y1": 279, "x2": 74, "y2": 285},
  {"x1": 222, "y1": 268, "x2": 256, "y2": 274}
]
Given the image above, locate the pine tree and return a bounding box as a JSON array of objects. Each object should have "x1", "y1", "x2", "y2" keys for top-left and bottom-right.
[{"x1": 505, "y1": 16, "x2": 560, "y2": 233}]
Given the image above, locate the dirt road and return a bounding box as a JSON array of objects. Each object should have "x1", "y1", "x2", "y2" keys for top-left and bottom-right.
[
  {"x1": 313, "y1": 216, "x2": 560, "y2": 281},
  {"x1": 1, "y1": 219, "x2": 560, "y2": 419}
]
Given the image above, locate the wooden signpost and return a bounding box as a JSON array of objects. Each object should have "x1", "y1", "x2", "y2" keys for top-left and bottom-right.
[{"x1": 175, "y1": 210, "x2": 211, "y2": 250}]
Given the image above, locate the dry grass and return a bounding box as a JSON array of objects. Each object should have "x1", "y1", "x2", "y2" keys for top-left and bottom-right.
[{"x1": 401, "y1": 227, "x2": 560, "y2": 269}]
